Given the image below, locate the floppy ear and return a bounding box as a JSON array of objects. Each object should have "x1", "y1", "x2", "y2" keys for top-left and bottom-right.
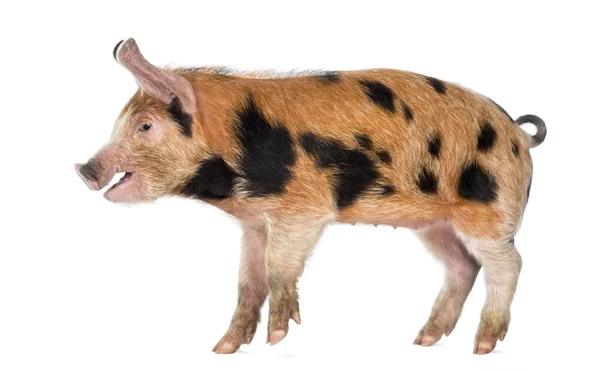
[{"x1": 113, "y1": 38, "x2": 196, "y2": 117}]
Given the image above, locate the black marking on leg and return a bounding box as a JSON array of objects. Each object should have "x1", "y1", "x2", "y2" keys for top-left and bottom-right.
[
  {"x1": 417, "y1": 168, "x2": 438, "y2": 194},
  {"x1": 376, "y1": 150, "x2": 392, "y2": 164},
  {"x1": 355, "y1": 134, "x2": 374, "y2": 150},
  {"x1": 315, "y1": 71, "x2": 341, "y2": 83},
  {"x1": 379, "y1": 185, "x2": 396, "y2": 196},
  {"x1": 168, "y1": 98, "x2": 193, "y2": 137},
  {"x1": 427, "y1": 133, "x2": 442, "y2": 159},
  {"x1": 359, "y1": 80, "x2": 396, "y2": 113},
  {"x1": 113, "y1": 40, "x2": 124, "y2": 60},
  {"x1": 235, "y1": 97, "x2": 296, "y2": 196},
  {"x1": 300, "y1": 133, "x2": 379, "y2": 208},
  {"x1": 457, "y1": 161, "x2": 498, "y2": 203},
  {"x1": 425, "y1": 76, "x2": 447, "y2": 94},
  {"x1": 511, "y1": 140, "x2": 520, "y2": 158},
  {"x1": 402, "y1": 102, "x2": 414, "y2": 121},
  {"x1": 477, "y1": 122, "x2": 497, "y2": 152},
  {"x1": 181, "y1": 157, "x2": 237, "y2": 200},
  {"x1": 489, "y1": 98, "x2": 514, "y2": 121}
]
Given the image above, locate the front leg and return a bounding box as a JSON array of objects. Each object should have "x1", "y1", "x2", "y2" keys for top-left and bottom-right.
[
  {"x1": 266, "y1": 215, "x2": 329, "y2": 345},
  {"x1": 213, "y1": 223, "x2": 269, "y2": 354}
]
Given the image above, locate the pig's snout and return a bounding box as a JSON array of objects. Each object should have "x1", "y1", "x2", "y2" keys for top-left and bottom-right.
[{"x1": 75, "y1": 159, "x2": 101, "y2": 191}]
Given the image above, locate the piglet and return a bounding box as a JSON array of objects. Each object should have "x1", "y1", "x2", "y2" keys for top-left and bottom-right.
[{"x1": 76, "y1": 38, "x2": 546, "y2": 355}]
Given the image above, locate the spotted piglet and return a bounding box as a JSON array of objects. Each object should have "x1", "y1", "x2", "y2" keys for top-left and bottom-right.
[{"x1": 75, "y1": 39, "x2": 546, "y2": 355}]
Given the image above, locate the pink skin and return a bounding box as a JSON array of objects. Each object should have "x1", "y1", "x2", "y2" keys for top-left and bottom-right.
[
  {"x1": 76, "y1": 38, "x2": 195, "y2": 204},
  {"x1": 116, "y1": 38, "x2": 196, "y2": 115},
  {"x1": 75, "y1": 144, "x2": 148, "y2": 203},
  {"x1": 213, "y1": 224, "x2": 269, "y2": 354},
  {"x1": 413, "y1": 222, "x2": 480, "y2": 347},
  {"x1": 74, "y1": 163, "x2": 100, "y2": 191}
]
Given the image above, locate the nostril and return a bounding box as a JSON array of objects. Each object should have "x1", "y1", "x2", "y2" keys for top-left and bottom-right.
[
  {"x1": 79, "y1": 159, "x2": 100, "y2": 182},
  {"x1": 75, "y1": 160, "x2": 101, "y2": 191},
  {"x1": 80, "y1": 165, "x2": 97, "y2": 182}
]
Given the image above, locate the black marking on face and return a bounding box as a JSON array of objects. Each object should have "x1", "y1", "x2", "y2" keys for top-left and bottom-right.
[
  {"x1": 359, "y1": 80, "x2": 396, "y2": 113},
  {"x1": 376, "y1": 150, "x2": 392, "y2": 164},
  {"x1": 427, "y1": 133, "x2": 442, "y2": 159},
  {"x1": 477, "y1": 122, "x2": 497, "y2": 152},
  {"x1": 417, "y1": 168, "x2": 439, "y2": 194},
  {"x1": 489, "y1": 98, "x2": 514, "y2": 121},
  {"x1": 300, "y1": 133, "x2": 379, "y2": 209},
  {"x1": 402, "y1": 102, "x2": 414, "y2": 121},
  {"x1": 113, "y1": 40, "x2": 124, "y2": 60},
  {"x1": 511, "y1": 140, "x2": 520, "y2": 158},
  {"x1": 457, "y1": 161, "x2": 498, "y2": 203},
  {"x1": 168, "y1": 98, "x2": 193, "y2": 137},
  {"x1": 181, "y1": 157, "x2": 237, "y2": 200},
  {"x1": 425, "y1": 76, "x2": 447, "y2": 94},
  {"x1": 379, "y1": 185, "x2": 396, "y2": 196},
  {"x1": 355, "y1": 134, "x2": 374, "y2": 150},
  {"x1": 315, "y1": 71, "x2": 341, "y2": 83},
  {"x1": 235, "y1": 97, "x2": 296, "y2": 196}
]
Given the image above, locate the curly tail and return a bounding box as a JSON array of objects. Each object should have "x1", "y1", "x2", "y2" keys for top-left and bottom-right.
[{"x1": 516, "y1": 114, "x2": 547, "y2": 148}]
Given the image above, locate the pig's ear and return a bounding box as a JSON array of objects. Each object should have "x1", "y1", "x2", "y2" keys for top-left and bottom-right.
[{"x1": 113, "y1": 38, "x2": 196, "y2": 117}]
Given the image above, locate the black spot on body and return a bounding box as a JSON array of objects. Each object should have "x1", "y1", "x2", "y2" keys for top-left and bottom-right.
[
  {"x1": 427, "y1": 134, "x2": 442, "y2": 159},
  {"x1": 425, "y1": 76, "x2": 447, "y2": 94},
  {"x1": 417, "y1": 168, "x2": 438, "y2": 194},
  {"x1": 236, "y1": 97, "x2": 296, "y2": 196},
  {"x1": 300, "y1": 133, "x2": 379, "y2": 209},
  {"x1": 402, "y1": 102, "x2": 414, "y2": 121},
  {"x1": 511, "y1": 140, "x2": 520, "y2": 158},
  {"x1": 315, "y1": 71, "x2": 341, "y2": 83},
  {"x1": 355, "y1": 134, "x2": 373, "y2": 150},
  {"x1": 182, "y1": 157, "x2": 237, "y2": 200},
  {"x1": 168, "y1": 98, "x2": 193, "y2": 137},
  {"x1": 379, "y1": 185, "x2": 396, "y2": 196},
  {"x1": 458, "y1": 161, "x2": 498, "y2": 203},
  {"x1": 376, "y1": 150, "x2": 392, "y2": 164},
  {"x1": 113, "y1": 40, "x2": 124, "y2": 60},
  {"x1": 477, "y1": 122, "x2": 497, "y2": 152},
  {"x1": 359, "y1": 80, "x2": 396, "y2": 113}
]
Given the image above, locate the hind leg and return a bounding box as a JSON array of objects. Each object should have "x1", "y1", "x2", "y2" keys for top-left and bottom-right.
[
  {"x1": 459, "y1": 236, "x2": 522, "y2": 355},
  {"x1": 413, "y1": 222, "x2": 481, "y2": 346}
]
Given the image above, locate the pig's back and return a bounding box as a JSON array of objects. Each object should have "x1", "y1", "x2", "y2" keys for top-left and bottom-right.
[{"x1": 195, "y1": 68, "x2": 533, "y2": 235}]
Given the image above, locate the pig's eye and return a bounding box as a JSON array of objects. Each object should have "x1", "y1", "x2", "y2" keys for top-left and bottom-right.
[{"x1": 139, "y1": 123, "x2": 152, "y2": 132}]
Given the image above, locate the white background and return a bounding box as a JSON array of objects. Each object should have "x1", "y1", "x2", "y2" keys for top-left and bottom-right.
[{"x1": 1, "y1": 1, "x2": 598, "y2": 370}]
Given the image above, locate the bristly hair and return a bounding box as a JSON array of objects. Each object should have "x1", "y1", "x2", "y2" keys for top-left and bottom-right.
[{"x1": 170, "y1": 66, "x2": 345, "y2": 80}]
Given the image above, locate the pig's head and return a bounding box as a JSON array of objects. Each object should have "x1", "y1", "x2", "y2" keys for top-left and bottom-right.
[{"x1": 75, "y1": 38, "x2": 208, "y2": 203}]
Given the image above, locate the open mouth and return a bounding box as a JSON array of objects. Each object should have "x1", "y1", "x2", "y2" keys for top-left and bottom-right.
[
  {"x1": 106, "y1": 172, "x2": 133, "y2": 193},
  {"x1": 102, "y1": 171, "x2": 144, "y2": 202},
  {"x1": 76, "y1": 158, "x2": 148, "y2": 203}
]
